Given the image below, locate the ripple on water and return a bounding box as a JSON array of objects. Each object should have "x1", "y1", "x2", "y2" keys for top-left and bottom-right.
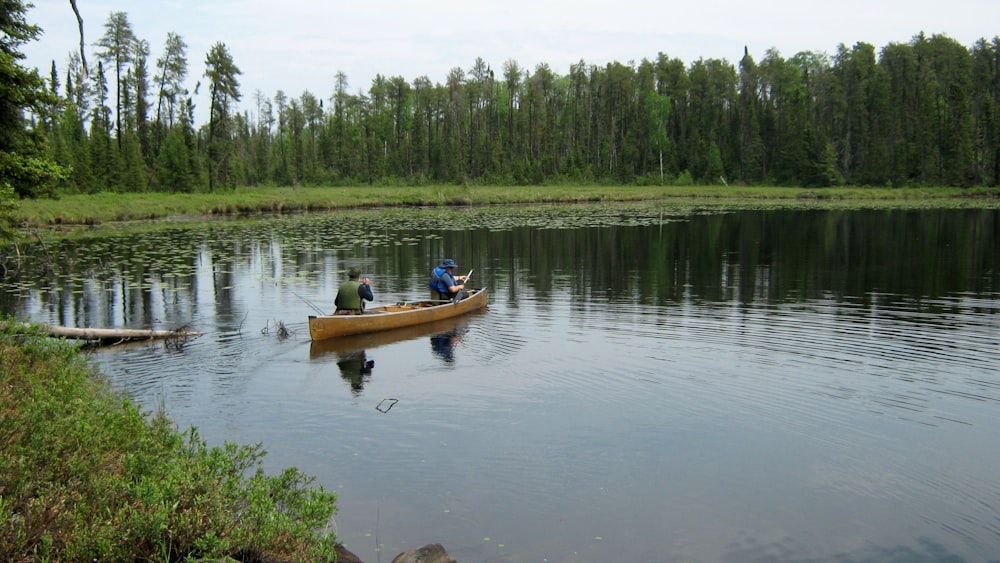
[{"x1": 75, "y1": 284, "x2": 1000, "y2": 562}]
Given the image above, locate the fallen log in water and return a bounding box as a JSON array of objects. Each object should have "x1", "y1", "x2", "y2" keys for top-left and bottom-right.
[
  {"x1": 43, "y1": 325, "x2": 204, "y2": 344},
  {"x1": 0, "y1": 321, "x2": 204, "y2": 345}
]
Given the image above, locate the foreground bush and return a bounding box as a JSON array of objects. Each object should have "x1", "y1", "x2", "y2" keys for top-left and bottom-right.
[{"x1": 0, "y1": 320, "x2": 338, "y2": 562}]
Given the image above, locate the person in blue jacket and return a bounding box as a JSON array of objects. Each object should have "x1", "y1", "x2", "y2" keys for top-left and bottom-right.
[{"x1": 429, "y1": 258, "x2": 468, "y2": 301}]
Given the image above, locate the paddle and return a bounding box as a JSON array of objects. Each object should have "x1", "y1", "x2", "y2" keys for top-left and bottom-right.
[{"x1": 452, "y1": 269, "x2": 474, "y2": 304}]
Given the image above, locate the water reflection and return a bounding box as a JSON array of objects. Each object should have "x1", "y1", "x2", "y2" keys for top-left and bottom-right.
[
  {"x1": 308, "y1": 312, "x2": 485, "y2": 395},
  {"x1": 2, "y1": 208, "x2": 997, "y2": 328},
  {"x1": 2, "y1": 205, "x2": 999, "y2": 562},
  {"x1": 335, "y1": 350, "x2": 374, "y2": 395},
  {"x1": 430, "y1": 328, "x2": 463, "y2": 363}
]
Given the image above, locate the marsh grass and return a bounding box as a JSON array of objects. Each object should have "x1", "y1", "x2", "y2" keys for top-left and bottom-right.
[
  {"x1": 0, "y1": 320, "x2": 339, "y2": 562},
  {"x1": 15, "y1": 185, "x2": 999, "y2": 228}
]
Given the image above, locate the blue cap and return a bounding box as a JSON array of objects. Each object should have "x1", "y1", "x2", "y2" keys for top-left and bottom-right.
[{"x1": 440, "y1": 258, "x2": 458, "y2": 268}]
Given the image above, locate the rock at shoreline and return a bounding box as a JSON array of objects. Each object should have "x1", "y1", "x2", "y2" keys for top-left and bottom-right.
[
  {"x1": 391, "y1": 543, "x2": 456, "y2": 563},
  {"x1": 336, "y1": 542, "x2": 454, "y2": 563},
  {"x1": 335, "y1": 542, "x2": 364, "y2": 562}
]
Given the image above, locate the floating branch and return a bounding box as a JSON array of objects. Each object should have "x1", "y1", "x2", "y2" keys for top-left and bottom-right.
[{"x1": 261, "y1": 319, "x2": 291, "y2": 338}]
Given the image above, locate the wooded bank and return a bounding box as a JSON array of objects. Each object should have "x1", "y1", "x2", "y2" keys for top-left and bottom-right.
[{"x1": 27, "y1": 15, "x2": 1000, "y2": 197}]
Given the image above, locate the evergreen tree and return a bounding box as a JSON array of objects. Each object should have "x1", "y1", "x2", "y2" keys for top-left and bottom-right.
[
  {"x1": 920, "y1": 34, "x2": 976, "y2": 186},
  {"x1": 154, "y1": 32, "x2": 188, "y2": 130},
  {"x1": 156, "y1": 126, "x2": 192, "y2": 191},
  {"x1": 653, "y1": 54, "x2": 688, "y2": 181},
  {"x1": 95, "y1": 11, "x2": 138, "y2": 150},
  {"x1": 410, "y1": 75, "x2": 436, "y2": 180},
  {"x1": 444, "y1": 67, "x2": 467, "y2": 183},
  {"x1": 738, "y1": 48, "x2": 765, "y2": 184},
  {"x1": 971, "y1": 37, "x2": 1000, "y2": 186},
  {"x1": 89, "y1": 62, "x2": 116, "y2": 192},
  {"x1": 0, "y1": 0, "x2": 66, "y2": 206},
  {"x1": 300, "y1": 90, "x2": 324, "y2": 183},
  {"x1": 203, "y1": 42, "x2": 242, "y2": 190},
  {"x1": 129, "y1": 39, "x2": 152, "y2": 164},
  {"x1": 53, "y1": 103, "x2": 93, "y2": 192},
  {"x1": 271, "y1": 90, "x2": 290, "y2": 185}
]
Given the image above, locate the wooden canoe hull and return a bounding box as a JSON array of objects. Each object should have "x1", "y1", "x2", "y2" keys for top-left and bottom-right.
[
  {"x1": 309, "y1": 308, "x2": 487, "y2": 358},
  {"x1": 308, "y1": 288, "x2": 488, "y2": 341}
]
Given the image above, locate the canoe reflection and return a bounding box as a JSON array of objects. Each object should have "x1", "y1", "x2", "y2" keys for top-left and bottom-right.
[
  {"x1": 310, "y1": 310, "x2": 484, "y2": 392},
  {"x1": 309, "y1": 309, "x2": 484, "y2": 358}
]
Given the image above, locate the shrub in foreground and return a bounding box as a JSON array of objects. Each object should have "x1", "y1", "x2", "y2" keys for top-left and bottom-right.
[{"x1": 0, "y1": 320, "x2": 338, "y2": 562}]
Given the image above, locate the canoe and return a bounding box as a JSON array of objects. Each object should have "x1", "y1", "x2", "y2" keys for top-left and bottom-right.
[
  {"x1": 309, "y1": 308, "x2": 487, "y2": 357},
  {"x1": 308, "y1": 288, "x2": 488, "y2": 341}
]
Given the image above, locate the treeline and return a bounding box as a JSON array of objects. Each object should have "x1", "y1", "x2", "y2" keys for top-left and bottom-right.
[{"x1": 28, "y1": 11, "x2": 1000, "y2": 194}]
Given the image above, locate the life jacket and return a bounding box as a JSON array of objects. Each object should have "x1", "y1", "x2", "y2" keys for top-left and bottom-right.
[
  {"x1": 429, "y1": 266, "x2": 450, "y2": 294},
  {"x1": 335, "y1": 280, "x2": 365, "y2": 312}
]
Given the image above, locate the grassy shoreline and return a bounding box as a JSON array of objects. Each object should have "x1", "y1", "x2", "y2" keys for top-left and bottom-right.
[
  {"x1": 0, "y1": 322, "x2": 340, "y2": 561},
  {"x1": 15, "y1": 185, "x2": 1000, "y2": 228}
]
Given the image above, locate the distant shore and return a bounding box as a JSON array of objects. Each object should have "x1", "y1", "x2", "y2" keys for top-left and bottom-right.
[{"x1": 14, "y1": 184, "x2": 1000, "y2": 229}]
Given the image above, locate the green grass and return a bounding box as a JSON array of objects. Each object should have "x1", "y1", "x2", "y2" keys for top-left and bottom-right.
[
  {"x1": 0, "y1": 320, "x2": 339, "y2": 562},
  {"x1": 15, "y1": 185, "x2": 1000, "y2": 228}
]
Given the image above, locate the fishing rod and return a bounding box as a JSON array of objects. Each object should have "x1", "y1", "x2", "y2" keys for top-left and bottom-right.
[{"x1": 290, "y1": 288, "x2": 327, "y2": 316}]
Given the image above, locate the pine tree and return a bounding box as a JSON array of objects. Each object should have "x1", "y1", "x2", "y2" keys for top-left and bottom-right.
[
  {"x1": 203, "y1": 42, "x2": 242, "y2": 190},
  {"x1": 0, "y1": 0, "x2": 66, "y2": 209}
]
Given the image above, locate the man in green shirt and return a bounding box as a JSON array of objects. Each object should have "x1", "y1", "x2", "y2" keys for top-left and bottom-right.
[{"x1": 334, "y1": 268, "x2": 374, "y2": 315}]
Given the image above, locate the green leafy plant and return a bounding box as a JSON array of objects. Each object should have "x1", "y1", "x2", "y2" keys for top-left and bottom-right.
[{"x1": 0, "y1": 319, "x2": 339, "y2": 562}]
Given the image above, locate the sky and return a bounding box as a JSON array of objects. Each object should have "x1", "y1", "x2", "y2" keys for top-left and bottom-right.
[{"x1": 21, "y1": 0, "x2": 1000, "y2": 123}]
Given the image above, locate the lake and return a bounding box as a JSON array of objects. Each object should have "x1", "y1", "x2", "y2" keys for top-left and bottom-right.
[{"x1": 2, "y1": 203, "x2": 998, "y2": 562}]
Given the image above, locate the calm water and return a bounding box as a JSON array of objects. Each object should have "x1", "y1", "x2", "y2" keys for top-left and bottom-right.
[{"x1": 2, "y1": 204, "x2": 999, "y2": 562}]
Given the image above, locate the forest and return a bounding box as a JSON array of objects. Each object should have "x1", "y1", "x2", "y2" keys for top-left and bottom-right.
[{"x1": 22, "y1": 11, "x2": 1000, "y2": 194}]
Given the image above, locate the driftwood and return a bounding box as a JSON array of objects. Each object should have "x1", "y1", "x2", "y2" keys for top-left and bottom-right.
[
  {"x1": 43, "y1": 325, "x2": 203, "y2": 344},
  {"x1": 2, "y1": 322, "x2": 204, "y2": 345}
]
